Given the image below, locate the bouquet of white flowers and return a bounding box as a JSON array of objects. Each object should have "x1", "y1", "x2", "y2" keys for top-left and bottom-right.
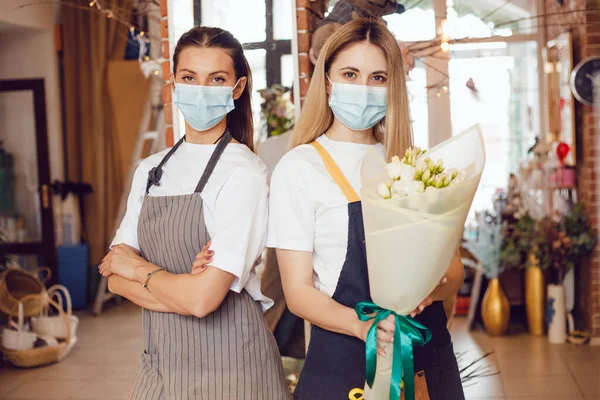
[{"x1": 357, "y1": 125, "x2": 485, "y2": 400}]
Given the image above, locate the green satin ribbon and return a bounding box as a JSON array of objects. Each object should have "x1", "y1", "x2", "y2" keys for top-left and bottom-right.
[{"x1": 355, "y1": 302, "x2": 431, "y2": 400}]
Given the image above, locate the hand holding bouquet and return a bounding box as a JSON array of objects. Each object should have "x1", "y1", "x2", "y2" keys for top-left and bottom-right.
[{"x1": 358, "y1": 125, "x2": 486, "y2": 400}]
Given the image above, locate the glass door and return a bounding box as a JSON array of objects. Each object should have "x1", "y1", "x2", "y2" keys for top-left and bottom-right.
[{"x1": 0, "y1": 79, "x2": 56, "y2": 280}]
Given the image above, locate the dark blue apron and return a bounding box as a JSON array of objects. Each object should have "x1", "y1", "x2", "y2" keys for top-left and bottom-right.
[{"x1": 293, "y1": 141, "x2": 464, "y2": 400}]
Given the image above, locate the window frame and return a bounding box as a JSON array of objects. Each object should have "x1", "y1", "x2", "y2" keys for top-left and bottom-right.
[
  {"x1": 400, "y1": 0, "x2": 546, "y2": 147},
  {"x1": 195, "y1": 0, "x2": 292, "y2": 88}
]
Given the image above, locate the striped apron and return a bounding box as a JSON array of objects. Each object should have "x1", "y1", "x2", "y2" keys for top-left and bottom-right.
[{"x1": 125, "y1": 131, "x2": 290, "y2": 400}]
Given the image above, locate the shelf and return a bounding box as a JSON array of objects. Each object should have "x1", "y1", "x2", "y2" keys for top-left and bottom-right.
[{"x1": 0, "y1": 242, "x2": 43, "y2": 254}]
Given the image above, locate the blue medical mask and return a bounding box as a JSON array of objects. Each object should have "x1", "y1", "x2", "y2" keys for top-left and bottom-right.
[
  {"x1": 173, "y1": 81, "x2": 239, "y2": 131},
  {"x1": 327, "y1": 77, "x2": 388, "y2": 131}
]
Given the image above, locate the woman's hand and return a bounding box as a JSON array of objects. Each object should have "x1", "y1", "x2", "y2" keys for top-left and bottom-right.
[
  {"x1": 99, "y1": 244, "x2": 146, "y2": 281},
  {"x1": 357, "y1": 314, "x2": 396, "y2": 357},
  {"x1": 191, "y1": 242, "x2": 213, "y2": 275},
  {"x1": 409, "y1": 276, "x2": 448, "y2": 318}
]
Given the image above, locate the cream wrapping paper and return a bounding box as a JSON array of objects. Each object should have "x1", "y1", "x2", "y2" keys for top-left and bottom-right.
[{"x1": 360, "y1": 125, "x2": 486, "y2": 399}]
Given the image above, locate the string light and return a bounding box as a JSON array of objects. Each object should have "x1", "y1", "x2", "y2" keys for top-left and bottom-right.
[
  {"x1": 154, "y1": 70, "x2": 160, "y2": 76},
  {"x1": 89, "y1": 1, "x2": 96, "y2": 6},
  {"x1": 140, "y1": 31, "x2": 145, "y2": 37},
  {"x1": 129, "y1": 26, "x2": 135, "y2": 33},
  {"x1": 144, "y1": 56, "x2": 150, "y2": 61},
  {"x1": 443, "y1": 86, "x2": 449, "y2": 92}
]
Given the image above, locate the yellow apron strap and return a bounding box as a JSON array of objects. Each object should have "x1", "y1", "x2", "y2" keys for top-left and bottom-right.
[{"x1": 311, "y1": 141, "x2": 360, "y2": 203}]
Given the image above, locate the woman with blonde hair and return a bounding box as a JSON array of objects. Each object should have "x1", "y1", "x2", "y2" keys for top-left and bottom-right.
[{"x1": 268, "y1": 18, "x2": 465, "y2": 399}]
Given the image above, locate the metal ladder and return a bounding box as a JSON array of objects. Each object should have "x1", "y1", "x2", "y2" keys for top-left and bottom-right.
[{"x1": 92, "y1": 93, "x2": 163, "y2": 316}]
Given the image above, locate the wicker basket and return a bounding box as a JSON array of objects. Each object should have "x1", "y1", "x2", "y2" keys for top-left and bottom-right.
[
  {"x1": 2, "y1": 303, "x2": 37, "y2": 351},
  {"x1": 32, "y1": 285, "x2": 79, "y2": 340},
  {"x1": 0, "y1": 268, "x2": 50, "y2": 317},
  {"x1": 2, "y1": 297, "x2": 76, "y2": 368}
]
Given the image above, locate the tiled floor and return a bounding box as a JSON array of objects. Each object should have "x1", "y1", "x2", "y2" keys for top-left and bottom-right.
[{"x1": 0, "y1": 302, "x2": 598, "y2": 400}]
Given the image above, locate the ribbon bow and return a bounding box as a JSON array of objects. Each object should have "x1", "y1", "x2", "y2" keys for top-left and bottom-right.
[
  {"x1": 355, "y1": 302, "x2": 431, "y2": 400},
  {"x1": 148, "y1": 167, "x2": 163, "y2": 186}
]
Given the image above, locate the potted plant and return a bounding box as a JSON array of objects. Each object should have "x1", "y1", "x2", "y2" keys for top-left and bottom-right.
[
  {"x1": 501, "y1": 213, "x2": 546, "y2": 336},
  {"x1": 542, "y1": 205, "x2": 595, "y2": 343},
  {"x1": 258, "y1": 84, "x2": 294, "y2": 139},
  {"x1": 465, "y1": 213, "x2": 510, "y2": 336}
]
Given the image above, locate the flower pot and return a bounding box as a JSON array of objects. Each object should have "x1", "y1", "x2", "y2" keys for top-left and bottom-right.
[
  {"x1": 482, "y1": 278, "x2": 510, "y2": 336},
  {"x1": 547, "y1": 284, "x2": 566, "y2": 344},
  {"x1": 525, "y1": 265, "x2": 545, "y2": 336}
]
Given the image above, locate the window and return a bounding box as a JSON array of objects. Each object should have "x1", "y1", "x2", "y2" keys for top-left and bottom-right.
[
  {"x1": 406, "y1": 65, "x2": 429, "y2": 150},
  {"x1": 385, "y1": 0, "x2": 436, "y2": 42},
  {"x1": 445, "y1": 0, "x2": 537, "y2": 39},
  {"x1": 449, "y1": 41, "x2": 539, "y2": 217},
  {"x1": 389, "y1": 0, "x2": 542, "y2": 219},
  {"x1": 199, "y1": 0, "x2": 293, "y2": 140},
  {"x1": 201, "y1": 0, "x2": 266, "y2": 42}
]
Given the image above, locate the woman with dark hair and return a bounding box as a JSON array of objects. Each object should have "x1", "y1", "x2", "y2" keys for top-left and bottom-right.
[{"x1": 99, "y1": 26, "x2": 289, "y2": 400}]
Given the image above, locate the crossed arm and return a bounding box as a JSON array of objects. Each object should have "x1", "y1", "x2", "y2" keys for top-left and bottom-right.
[{"x1": 101, "y1": 244, "x2": 233, "y2": 318}]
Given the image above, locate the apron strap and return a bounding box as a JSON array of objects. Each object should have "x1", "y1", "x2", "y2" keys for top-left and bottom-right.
[
  {"x1": 145, "y1": 136, "x2": 186, "y2": 194},
  {"x1": 194, "y1": 129, "x2": 233, "y2": 193},
  {"x1": 311, "y1": 141, "x2": 360, "y2": 203}
]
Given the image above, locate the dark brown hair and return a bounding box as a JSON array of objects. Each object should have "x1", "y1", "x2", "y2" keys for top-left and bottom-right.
[{"x1": 173, "y1": 26, "x2": 254, "y2": 151}]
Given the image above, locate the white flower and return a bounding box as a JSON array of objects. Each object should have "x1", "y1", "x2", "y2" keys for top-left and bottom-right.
[
  {"x1": 416, "y1": 160, "x2": 427, "y2": 172},
  {"x1": 446, "y1": 168, "x2": 458, "y2": 179},
  {"x1": 392, "y1": 180, "x2": 410, "y2": 196},
  {"x1": 399, "y1": 164, "x2": 416, "y2": 182},
  {"x1": 411, "y1": 180, "x2": 425, "y2": 193},
  {"x1": 421, "y1": 169, "x2": 432, "y2": 182},
  {"x1": 378, "y1": 183, "x2": 391, "y2": 199},
  {"x1": 386, "y1": 162, "x2": 402, "y2": 180},
  {"x1": 391, "y1": 155, "x2": 401, "y2": 164},
  {"x1": 425, "y1": 185, "x2": 439, "y2": 193}
]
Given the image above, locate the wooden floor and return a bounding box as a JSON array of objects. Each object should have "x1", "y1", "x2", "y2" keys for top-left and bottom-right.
[{"x1": 0, "y1": 301, "x2": 598, "y2": 400}]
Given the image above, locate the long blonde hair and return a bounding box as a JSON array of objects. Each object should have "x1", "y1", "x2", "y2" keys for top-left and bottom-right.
[{"x1": 290, "y1": 18, "x2": 413, "y2": 160}]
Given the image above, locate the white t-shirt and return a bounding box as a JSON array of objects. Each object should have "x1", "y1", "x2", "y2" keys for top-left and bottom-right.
[
  {"x1": 267, "y1": 134, "x2": 385, "y2": 297},
  {"x1": 112, "y1": 140, "x2": 272, "y2": 310}
]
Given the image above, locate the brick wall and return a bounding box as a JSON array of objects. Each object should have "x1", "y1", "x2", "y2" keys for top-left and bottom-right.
[
  {"x1": 545, "y1": 0, "x2": 600, "y2": 339},
  {"x1": 160, "y1": 0, "x2": 174, "y2": 147},
  {"x1": 295, "y1": 0, "x2": 326, "y2": 104}
]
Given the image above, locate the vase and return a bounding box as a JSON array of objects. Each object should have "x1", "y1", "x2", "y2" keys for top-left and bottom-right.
[
  {"x1": 547, "y1": 284, "x2": 567, "y2": 344},
  {"x1": 525, "y1": 265, "x2": 545, "y2": 336},
  {"x1": 481, "y1": 278, "x2": 510, "y2": 336}
]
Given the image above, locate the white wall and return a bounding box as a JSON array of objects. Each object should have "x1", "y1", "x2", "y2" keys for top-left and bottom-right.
[
  {"x1": 0, "y1": 0, "x2": 58, "y2": 30},
  {"x1": 0, "y1": 26, "x2": 64, "y2": 183}
]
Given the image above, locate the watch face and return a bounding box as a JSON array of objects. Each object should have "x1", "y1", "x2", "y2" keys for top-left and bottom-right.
[{"x1": 571, "y1": 57, "x2": 600, "y2": 105}]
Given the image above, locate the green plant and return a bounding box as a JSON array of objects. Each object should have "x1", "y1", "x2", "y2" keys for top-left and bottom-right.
[
  {"x1": 258, "y1": 84, "x2": 294, "y2": 137},
  {"x1": 464, "y1": 214, "x2": 504, "y2": 279},
  {"x1": 509, "y1": 205, "x2": 596, "y2": 284},
  {"x1": 500, "y1": 213, "x2": 536, "y2": 270}
]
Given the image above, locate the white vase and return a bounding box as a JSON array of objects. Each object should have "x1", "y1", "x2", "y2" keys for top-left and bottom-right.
[{"x1": 547, "y1": 284, "x2": 566, "y2": 344}]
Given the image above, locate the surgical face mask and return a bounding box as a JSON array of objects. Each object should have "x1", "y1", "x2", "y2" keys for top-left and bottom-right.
[
  {"x1": 327, "y1": 76, "x2": 388, "y2": 131},
  {"x1": 173, "y1": 80, "x2": 240, "y2": 131}
]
